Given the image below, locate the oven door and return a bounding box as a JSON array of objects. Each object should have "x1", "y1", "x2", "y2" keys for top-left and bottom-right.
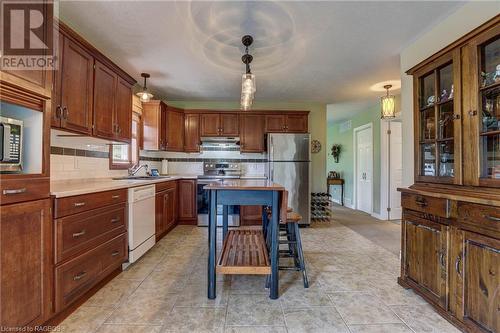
[{"x1": 196, "y1": 180, "x2": 240, "y2": 227}]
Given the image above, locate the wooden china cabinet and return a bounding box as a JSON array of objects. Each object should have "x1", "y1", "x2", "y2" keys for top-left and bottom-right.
[{"x1": 400, "y1": 17, "x2": 500, "y2": 333}]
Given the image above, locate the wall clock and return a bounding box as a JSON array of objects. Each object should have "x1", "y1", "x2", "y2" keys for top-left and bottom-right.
[{"x1": 311, "y1": 140, "x2": 321, "y2": 153}]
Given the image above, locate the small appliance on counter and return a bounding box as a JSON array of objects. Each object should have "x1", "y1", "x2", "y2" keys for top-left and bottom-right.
[{"x1": 0, "y1": 116, "x2": 23, "y2": 173}]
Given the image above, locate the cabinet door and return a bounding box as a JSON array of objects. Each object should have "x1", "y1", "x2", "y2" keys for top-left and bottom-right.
[
  {"x1": 114, "y1": 77, "x2": 132, "y2": 143},
  {"x1": 184, "y1": 114, "x2": 200, "y2": 152},
  {"x1": 166, "y1": 108, "x2": 184, "y2": 151},
  {"x1": 160, "y1": 103, "x2": 168, "y2": 150},
  {"x1": 93, "y1": 60, "x2": 117, "y2": 140},
  {"x1": 164, "y1": 187, "x2": 177, "y2": 230},
  {"x1": 220, "y1": 113, "x2": 239, "y2": 136},
  {"x1": 286, "y1": 114, "x2": 308, "y2": 133},
  {"x1": 155, "y1": 192, "x2": 165, "y2": 240},
  {"x1": 178, "y1": 180, "x2": 197, "y2": 220},
  {"x1": 58, "y1": 36, "x2": 94, "y2": 135},
  {"x1": 462, "y1": 232, "x2": 499, "y2": 333},
  {"x1": 265, "y1": 114, "x2": 286, "y2": 132},
  {"x1": 0, "y1": 199, "x2": 52, "y2": 328},
  {"x1": 403, "y1": 213, "x2": 448, "y2": 307},
  {"x1": 200, "y1": 113, "x2": 220, "y2": 136},
  {"x1": 142, "y1": 102, "x2": 162, "y2": 150},
  {"x1": 240, "y1": 114, "x2": 265, "y2": 152},
  {"x1": 462, "y1": 25, "x2": 500, "y2": 187},
  {"x1": 240, "y1": 205, "x2": 263, "y2": 226}
]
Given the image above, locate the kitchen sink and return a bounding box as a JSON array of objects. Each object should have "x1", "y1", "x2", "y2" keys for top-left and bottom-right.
[{"x1": 112, "y1": 175, "x2": 171, "y2": 180}]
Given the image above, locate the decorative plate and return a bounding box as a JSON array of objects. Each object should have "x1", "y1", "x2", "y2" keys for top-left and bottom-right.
[{"x1": 311, "y1": 139, "x2": 321, "y2": 153}]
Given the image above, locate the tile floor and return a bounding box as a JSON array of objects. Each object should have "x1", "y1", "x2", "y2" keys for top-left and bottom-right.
[{"x1": 58, "y1": 209, "x2": 460, "y2": 333}]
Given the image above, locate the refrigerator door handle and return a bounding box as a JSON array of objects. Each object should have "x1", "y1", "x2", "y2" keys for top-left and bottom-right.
[
  {"x1": 269, "y1": 136, "x2": 274, "y2": 182},
  {"x1": 270, "y1": 162, "x2": 274, "y2": 182}
]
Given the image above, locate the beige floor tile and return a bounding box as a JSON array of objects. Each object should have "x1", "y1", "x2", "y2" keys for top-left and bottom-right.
[
  {"x1": 174, "y1": 282, "x2": 230, "y2": 307},
  {"x1": 230, "y1": 275, "x2": 269, "y2": 295},
  {"x1": 96, "y1": 324, "x2": 162, "y2": 333},
  {"x1": 160, "y1": 307, "x2": 226, "y2": 333},
  {"x1": 140, "y1": 270, "x2": 188, "y2": 292},
  {"x1": 105, "y1": 296, "x2": 177, "y2": 325},
  {"x1": 58, "y1": 306, "x2": 114, "y2": 333},
  {"x1": 117, "y1": 262, "x2": 156, "y2": 281},
  {"x1": 283, "y1": 306, "x2": 349, "y2": 333},
  {"x1": 224, "y1": 326, "x2": 287, "y2": 333},
  {"x1": 329, "y1": 292, "x2": 401, "y2": 325},
  {"x1": 348, "y1": 323, "x2": 413, "y2": 333},
  {"x1": 85, "y1": 278, "x2": 141, "y2": 307},
  {"x1": 226, "y1": 294, "x2": 285, "y2": 326},
  {"x1": 280, "y1": 284, "x2": 332, "y2": 310},
  {"x1": 391, "y1": 304, "x2": 461, "y2": 333}
]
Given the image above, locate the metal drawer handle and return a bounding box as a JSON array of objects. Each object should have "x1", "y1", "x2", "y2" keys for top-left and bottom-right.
[
  {"x1": 415, "y1": 197, "x2": 427, "y2": 207},
  {"x1": 438, "y1": 251, "x2": 446, "y2": 267},
  {"x1": 74, "y1": 202, "x2": 86, "y2": 207},
  {"x1": 73, "y1": 271, "x2": 87, "y2": 281},
  {"x1": 455, "y1": 254, "x2": 462, "y2": 277},
  {"x1": 111, "y1": 251, "x2": 120, "y2": 257},
  {"x1": 484, "y1": 215, "x2": 500, "y2": 222},
  {"x1": 3, "y1": 188, "x2": 27, "y2": 195},
  {"x1": 72, "y1": 230, "x2": 86, "y2": 238},
  {"x1": 111, "y1": 217, "x2": 120, "y2": 223},
  {"x1": 111, "y1": 195, "x2": 120, "y2": 199}
]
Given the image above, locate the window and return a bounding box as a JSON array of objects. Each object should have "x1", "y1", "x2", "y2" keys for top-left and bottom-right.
[{"x1": 109, "y1": 112, "x2": 142, "y2": 169}]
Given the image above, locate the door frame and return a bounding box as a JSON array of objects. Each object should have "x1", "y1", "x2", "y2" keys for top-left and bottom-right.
[{"x1": 353, "y1": 122, "x2": 373, "y2": 213}]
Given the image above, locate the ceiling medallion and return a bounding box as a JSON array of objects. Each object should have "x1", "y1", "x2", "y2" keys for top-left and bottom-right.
[{"x1": 240, "y1": 35, "x2": 256, "y2": 111}]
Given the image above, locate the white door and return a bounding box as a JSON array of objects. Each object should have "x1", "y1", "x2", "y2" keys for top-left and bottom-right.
[
  {"x1": 356, "y1": 126, "x2": 373, "y2": 214},
  {"x1": 390, "y1": 122, "x2": 403, "y2": 219}
]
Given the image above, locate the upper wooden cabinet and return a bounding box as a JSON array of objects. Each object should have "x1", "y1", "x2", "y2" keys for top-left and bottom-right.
[
  {"x1": 240, "y1": 114, "x2": 265, "y2": 153},
  {"x1": 200, "y1": 113, "x2": 239, "y2": 136},
  {"x1": 265, "y1": 114, "x2": 308, "y2": 133},
  {"x1": 51, "y1": 22, "x2": 135, "y2": 142},
  {"x1": 184, "y1": 113, "x2": 200, "y2": 152},
  {"x1": 143, "y1": 101, "x2": 184, "y2": 151}
]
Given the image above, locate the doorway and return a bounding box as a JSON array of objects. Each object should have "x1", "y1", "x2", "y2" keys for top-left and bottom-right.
[{"x1": 353, "y1": 123, "x2": 373, "y2": 214}]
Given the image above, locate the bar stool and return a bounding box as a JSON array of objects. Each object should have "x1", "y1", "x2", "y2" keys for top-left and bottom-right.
[{"x1": 264, "y1": 192, "x2": 309, "y2": 288}]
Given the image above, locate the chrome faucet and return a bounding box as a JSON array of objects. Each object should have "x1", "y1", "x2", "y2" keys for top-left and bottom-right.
[{"x1": 128, "y1": 164, "x2": 148, "y2": 176}]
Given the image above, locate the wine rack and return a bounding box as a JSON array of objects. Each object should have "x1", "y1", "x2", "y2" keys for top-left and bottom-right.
[{"x1": 311, "y1": 192, "x2": 332, "y2": 220}]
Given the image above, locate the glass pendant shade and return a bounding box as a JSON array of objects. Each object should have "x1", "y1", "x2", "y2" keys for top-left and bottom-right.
[
  {"x1": 137, "y1": 89, "x2": 153, "y2": 102},
  {"x1": 381, "y1": 85, "x2": 396, "y2": 119},
  {"x1": 240, "y1": 73, "x2": 256, "y2": 110}
]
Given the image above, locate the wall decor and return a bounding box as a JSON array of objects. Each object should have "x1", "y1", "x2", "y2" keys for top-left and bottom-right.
[
  {"x1": 331, "y1": 144, "x2": 341, "y2": 163},
  {"x1": 311, "y1": 139, "x2": 321, "y2": 153}
]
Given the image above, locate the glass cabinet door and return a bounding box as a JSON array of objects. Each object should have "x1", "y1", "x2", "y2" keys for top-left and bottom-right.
[{"x1": 415, "y1": 51, "x2": 460, "y2": 184}]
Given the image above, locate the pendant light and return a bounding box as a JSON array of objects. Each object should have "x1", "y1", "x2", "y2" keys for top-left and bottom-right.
[
  {"x1": 381, "y1": 84, "x2": 396, "y2": 119},
  {"x1": 136, "y1": 73, "x2": 153, "y2": 102},
  {"x1": 240, "y1": 35, "x2": 256, "y2": 111}
]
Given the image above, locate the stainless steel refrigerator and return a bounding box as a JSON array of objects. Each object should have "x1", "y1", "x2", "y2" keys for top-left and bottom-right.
[{"x1": 268, "y1": 133, "x2": 311, "y2": 225}]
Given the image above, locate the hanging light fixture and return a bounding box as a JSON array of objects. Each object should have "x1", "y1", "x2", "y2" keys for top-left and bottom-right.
[
  {"x1": 240, "y1": 35, "x2": 256, "y2": 111},
  {"x1": 381, "y1": 84, "x2": 396, "y2": 119},
  {"x1": 136, "y1": 73, "x2": 153, "y2": 102}
]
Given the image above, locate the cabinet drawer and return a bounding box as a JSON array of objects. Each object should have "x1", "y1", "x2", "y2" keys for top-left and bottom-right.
[
  {"x1": 155, "y1": 180, "x2": 177, "y2": 193},
  {"x1": 54, "y1": 233, "x2": 126, "y2": 312},
  {"x1": 55, "y1": 203, "x2": 127, "y2": 263},
  {"x1": 54, "y1": 189, "x2": 127, "y2": 218},
  {"x1": 401, "y1": 192, "x2": 449, "y2": 218},
  {"x1": 457, "y1": 202, "x2": 500, "y2": 237},
  {"x1": 0, "y1": 178, "x2": 49, "y2": 205}
]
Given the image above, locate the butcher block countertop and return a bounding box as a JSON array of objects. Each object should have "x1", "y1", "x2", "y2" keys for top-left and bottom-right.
[
  {"x1": 51, "y1": 174, "x2": 198, "y2": 198},
  {"x1": 203, "y1": 179, "x2": 284, "y2": 191}
]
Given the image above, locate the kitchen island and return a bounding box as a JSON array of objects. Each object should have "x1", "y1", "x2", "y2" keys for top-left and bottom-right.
[{"x1": 204, "y1": 179, "x2": 285, "y2": 300}]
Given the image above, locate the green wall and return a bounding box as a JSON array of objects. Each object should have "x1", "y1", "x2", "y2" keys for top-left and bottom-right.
[
  {"x1": 327, "y1": 105, "x2": 381, "y2": 214},
  {"x1": 167, "y1": 100, "x2": 328, "y2": 193}
]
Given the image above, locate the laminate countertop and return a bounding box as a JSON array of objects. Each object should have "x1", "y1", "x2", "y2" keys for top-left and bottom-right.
[{"x1": 50, "y1": 174, "x2": 198, "y2": 198}]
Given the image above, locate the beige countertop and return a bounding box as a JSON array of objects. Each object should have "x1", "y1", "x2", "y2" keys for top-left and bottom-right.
[{"x1": 50, "y1": 174, "x2": 198, "y2": 198}]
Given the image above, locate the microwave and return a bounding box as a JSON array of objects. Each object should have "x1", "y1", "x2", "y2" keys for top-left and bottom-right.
[{"x1": 0, "y1": 116, "x2": 23, "y2": 173}]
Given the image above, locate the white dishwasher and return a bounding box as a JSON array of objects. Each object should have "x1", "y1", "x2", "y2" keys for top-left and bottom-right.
[{"x1": 128, "y1": 184, "x2": 156, "y2": 263}]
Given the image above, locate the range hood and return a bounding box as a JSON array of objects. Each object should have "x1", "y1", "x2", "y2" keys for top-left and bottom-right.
[{"x1": 200, "y1": 136, "x2": 240, "y2": 149}]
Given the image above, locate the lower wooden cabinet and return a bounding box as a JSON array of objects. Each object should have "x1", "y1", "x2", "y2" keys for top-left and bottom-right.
[
  {"x1": 156, "y1": 181, "x2": 178, "y2": 240},
  {"x1": 240, "y1": 205, "x2": 263, "y2": 226},
  {"x1": 0, "y1": 199, "x2": 52, "y2": 328},
  {"x1": 178, "y1": 180, "x2": 197, "y2": 224}
]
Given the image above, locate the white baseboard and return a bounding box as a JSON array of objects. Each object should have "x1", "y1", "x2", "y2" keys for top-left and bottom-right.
[{"x1": 370, "y1": 212, "x2": 386, "y2": 220}]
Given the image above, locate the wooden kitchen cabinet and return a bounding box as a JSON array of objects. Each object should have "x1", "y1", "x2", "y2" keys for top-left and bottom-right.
[
  {"x1": 200, "y1": 113, "x2": 239, "y2": 136},
  {"x1": 240, "y1": 205, "x2": 263, "y2": 226},
  {"x1": 143, "y1": 101, "x2": 183, "y2": 151},
  {"x1": 240, "y1": 114, "x2": 265, "y2": 153},
  {"x1": 0, "y1": 199, "x2": 52, "y2": 328},
  {"x1": 178, "y1": 179, "x2": 197, "y2": 224},
  {"x1": 286, "y1": 114, "x2": 309, "y2": 133},
  {"x1": 265, "y1": 114, "x2": 286, "y2": 132},
  {"x1": 114, "y1": 77, "x2": 133, "y2": 142},
  {"x1": 52, "y1": 34, "x2": 94, "y2": 134},
  {"x1": 93, "y1": 60, "x2": 117, "y2": 140},
  {"x1": 155, "y1": 181, "x2": 178, "y2": 241},
  {"x1": 265, "y1": 114, "x2": 308, "y2": 133},
  {"x1": 165, "y1": 106, "x2": 184, "y2": 151},
  {"x1": 184, "y1": 113, "x2": 200, "y2": 152}
]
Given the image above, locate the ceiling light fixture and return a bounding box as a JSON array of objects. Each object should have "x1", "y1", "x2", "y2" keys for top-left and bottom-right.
[
  {"x1": 137, "y1": 73, "x2": 153, "y2": 102},
  {"x1": 381, "y1": 84, "x2": 396, "y2": 120},
  {"x1": 240, "y1": 35, "x2": 256, "y2": 111}
]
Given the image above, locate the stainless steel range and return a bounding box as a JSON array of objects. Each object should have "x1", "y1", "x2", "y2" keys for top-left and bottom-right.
[{"x1": 197, "y1": 161, "x2": 241, "y2": 226}]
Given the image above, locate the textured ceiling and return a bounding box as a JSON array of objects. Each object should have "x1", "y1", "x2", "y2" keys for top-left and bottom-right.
[{"x1": 59, "y1": 1, "x2": 464, "y2": 104}]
